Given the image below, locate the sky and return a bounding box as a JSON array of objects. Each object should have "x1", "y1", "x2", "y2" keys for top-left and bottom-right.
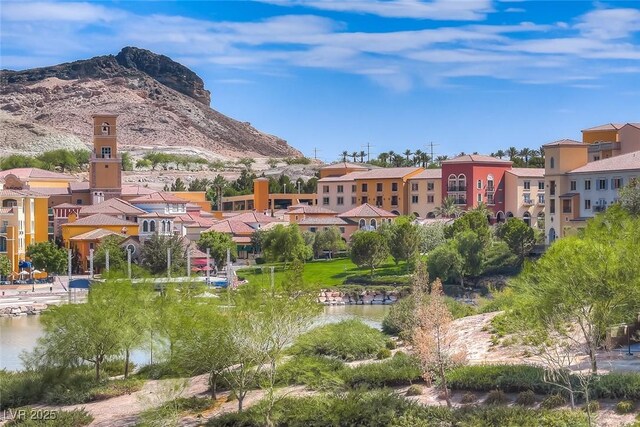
[{"x1": 2, "y1": 1, "x2": 640, "y2": 162}]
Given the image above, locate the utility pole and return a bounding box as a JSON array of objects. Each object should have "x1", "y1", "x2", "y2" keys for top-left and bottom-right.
[
  {"x1": 313, "y1": 147, "x2": 320, "y2": 160},
  {"x1": 428, "y1": 141, "x2": 440, "y2": 164},
  {"x1": 363, "y1": 142, "x2": 374, "y2": 163}
]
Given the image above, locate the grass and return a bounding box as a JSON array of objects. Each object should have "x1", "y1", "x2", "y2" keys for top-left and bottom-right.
[{"x1": 237, "y1": 257, "x2": 411, "y2": 288}]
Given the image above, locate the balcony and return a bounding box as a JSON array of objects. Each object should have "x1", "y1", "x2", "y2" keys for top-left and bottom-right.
[
  {"x1": 453, "y1": 198, "x2": 467, "y2": 205},
  {"x1": 447, "y1": 185, "x2": 467, "y2": 192},
  {"x1": 594, "y1": 205, "x2": 606, "y2": 213},
  {"x1": 523, "y1": 199, "x2": 533, "y2": 206},
  {"x1": 537, "y1": 200, "x2": 545, "y2": 206}
]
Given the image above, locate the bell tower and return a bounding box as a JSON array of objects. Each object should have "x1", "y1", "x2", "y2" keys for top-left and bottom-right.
[{"x1": 89, "y1": 114, "x2": 122, "y2": 204}]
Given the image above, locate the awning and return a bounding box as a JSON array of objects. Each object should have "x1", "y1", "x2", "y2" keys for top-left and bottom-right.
[{"x1": 192, "y1": 259, "x2": 209, "y2": 266}]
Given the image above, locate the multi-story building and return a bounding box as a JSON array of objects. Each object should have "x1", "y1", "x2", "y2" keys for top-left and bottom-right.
[
  {"x1": 406, "y1": 169, "x2": 442, "y2": 218},
  {"x1": 89, "y1": 114, "x2": 122, "y2": 204},
  {"x1": 504, "y1": 168, "x2": 546, "y2": 228},
  {"x1": 441, "y1": 155, "x2": 512, "y2": 220}
]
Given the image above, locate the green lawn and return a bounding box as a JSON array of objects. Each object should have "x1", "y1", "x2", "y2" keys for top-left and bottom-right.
[{"x1": 237, "y1": 257, "x2": 411, "y2": 288}]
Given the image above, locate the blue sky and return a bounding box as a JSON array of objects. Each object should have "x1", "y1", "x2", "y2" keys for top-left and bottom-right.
[{"x1": 2, "y1": 1, "x2": 640, "y2": 161}]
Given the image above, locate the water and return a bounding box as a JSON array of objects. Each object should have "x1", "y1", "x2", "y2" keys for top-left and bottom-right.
[{"x1": 0, "y1": 305, "x2": 390, "y2": 371}]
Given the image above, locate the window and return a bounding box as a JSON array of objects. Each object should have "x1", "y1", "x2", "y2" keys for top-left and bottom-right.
[
  {"x1": 550, "y1": 199, "x2": 556, "y2": 214},
  {"x1": 370, "y1": 219, "x2": 377, "y2": 229},
  {"x1": 448, "y1": 174, "x2": 457, "y2": 191},
  {"x1": 142, "y1": 220, "x2": 149, "y2": 232},
  {"x1": 376, "y1": 183, "x2": 383, "y2": 192},
  {"x1": 362, "y1": 196, "x2": 368, "y2": 204},
  {"x1": 2, "y1": 199, "x2": 17, "y2": 208},
  {"x1": 322, "y1": 197, "x2": 329, "y2": 205},
  {"x1": 584, "y1": 180, "x2": 591, "y2": 190},
  {"x1": 411, "y1": 195, "x2": 419, "y2": 203},
  {"x1": 0, "y1": 237, "x2": 6, "y2": 252},
  {"x1": 612, "y1": 178, "x2": 622, "y2": 189},
  {"x1": 538, "y1": 194, "x2": 545, "y2": 204},
  {"x1": 523, "y1": 194, "x2": 532, "y2": 204},
  {"x1": 570, "y1": 181, "x2": 576, "y2": 191},
  {"x1": 550, "y1": 157, "x2": 555, "y2": 169},
  {"x1": 427, "y1": 182, "x2": 434, "y2": 191},
  {"x1": 76, "y1": 199, "x2": 83, "y2": 205},
  {"x1": 594, "y1": 155, "x2": 600, "y2": 161},
  {"x1": 323, "y1": 185, "x2": 329, "y2": 193},
  {"x1": 351, "y1": 197, "x2": 356, "y2": 205},
  {"x1": 310, "y1": 227, "x2": 317, "y2": 233},
  {"x1": 339, "y1": 227, "x2": 345, "y2": 234},
  {"x1": 538, "y1": 181, "x2": 544, "y2": 190},
  {"x1": 149, "y1": 221, "x2": 156, "y2": 232},
  {"x1": 101, "y1": 146, "x2": 111, "y2": 159},
  {"x1": 487, "y1": 193, "x2": 495, "y2": 205},
  {"x1": 391, "y1": 195, "x2": 398, "y2": 206},
  {"x1": 359, "y1": 219, "x2": 366, "y2": 229},
  {"x1": 337, "y1": 185, "x2": 343, "y2": 193},
  {"x1": 376, "y1": 196, "x2": 383, "y2": 206},
  {"x1": 549, "y1": 180, "x2": 556, "y2": 196},
  {"x1": 562, "y1": 199, "x2": 572, "y2": 214},
  {"x1": 597, "y1": 179, "x2": 607, "y2": 190},
  {"x1": 524, "y1": 181, "x2": 531, "y2": 190},
  {"x1": 361, "y1": 183, "x2": 368, "y2": 192},
  {"x1": 427, "y1": 195, "x2": 434, "y2": 203},
  {"x1": 411, "y1": 183, "x2": 419, "y2": 192},
  {"x1": 477, "y1": 179, "x2": 482, "y2": 189},
  {"x1": 337, "y1": 196, "x2": 344, "y2": 205},
  {"x1": 352, "y1": 185, "x2": 356, "y2": 192},
  {"x1": 101, "y1": 122, "x2": 110, "y2": 135},
  {"x1": 487, "y1": 174, "x2": 494, "y2": 192},
  {"x1": 477, "y1": 193, "x2": 482, "y2": 203},
  {"x1": 391, "y1": 182, "x2": 398, "y2": 192},
  {"x1": 458, "y1": 174, "x2": 466, "y2": 191},
  {"x1": 584, "y1": 199, "x2": 591, "y2": 210}
]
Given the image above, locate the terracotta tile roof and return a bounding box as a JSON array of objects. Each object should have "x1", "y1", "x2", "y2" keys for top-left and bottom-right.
[
  {"x1": 69, "y1": 181, "x2": 90, "y2": 191},
  {"x1": 287, "y1": 206, "x2": 338, "y2": 215},
  {"x1": 0, "y1": 168, "x2": 73, "y2": 180},
  {"x1": 410, "y1": 169, "x2": 442, "y2": 179},
  {"x1": 79, "y1": 198, "x2": 146, "y2": 216},
  {"x1": 337, "y1": 203, "x2": 397, "y2": 218},
  {"x1": 27, "y1": 187, "x2": 70, "y2": 195},
  {"x1": 139, "y1": 212, "x2": 176, "y2": 218},
  {"x1": 226, "y1": 211, "x2": 278, "y2": 223},
  {"x1": 582, "y1": 123, "x2": 640, "y2": 132},
  {"x1": 66, "y1": 213, "x2": 138, "y2": 227},
  {"x1": 53, "y1": 203, "x2": 79, "y2": 209},
  {"x1": 69, "y1": 228, "x2": 125, "y2": 241},
  {"x1": 350, "y1": 167, "x2": 423, "y2": 179},
  {"x1": 121, "y1": 184, "x2": 157, "y2": 196},
  {"x1": 232, "y1": 236, "x2": 252, "y2": 244},
  {"x1": 205, "y1": 220, "x2": 255, "y2": 235},
  {"x1": 321, "y1": 162, "x2": 369, "y2": 170},
  {"x1": 507, "y1": 168, "x2": 545, "y2": 178},
  {"x1": 298, "y1": 217, "x2": 350, "y2": 226},
  {"x1": 129, "y1": 192, "x2": 188, "y2": 204},
  {"x1": 175, "y1": 213, "x2": 216, "y2": 227},
  {"x1": 542, "y1": 139, "x2": 584, "y2": 147},
  {"x1": 569, "y1": 150, "x2": 640, "y2": 174},
  {"x1": 0, "y1": 189, "x2": 47, "y2": 197},
  {"x1": 317, "y1": 171, "x2": 367, "y2": 182},
  {"x1": 259, "y1": 221, "x2": 289, "y2": 231},
  {"x1": 442, "y1": 155, "x2": 511, "y2": 164}
]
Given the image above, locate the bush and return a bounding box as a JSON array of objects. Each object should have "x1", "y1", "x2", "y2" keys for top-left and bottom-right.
[
  {"x1": 6, "y1": 408, "x2": 93, "y2": 426},
  {"x1": 460, "y1": 392, "x2": 477, "y2": 404},
  {"x1": 592, "y1": 372, "x2": 640, "y2": 400},
  {"x1": 101, "y1": 359, "x2": 135, "y2": 377},
  {"x1": 135, "y1": 362, "x2": 183, "y2": 380},
  {"x1": 385, "y1": 340, "x2": 397, "y2": 350},
  {"x1": 541, "y1": 393, "x2": 567, "y2": 409},
  {"x1": 583, "y1": 400, "x2": 599, "y2": 413},
  {"x1": 446, "y1": 364, "x2": 553, "y2": 394},
  {"x1": 515, "y1": 390, "x2": 536, "y2": 406},
  {"x1": 616, "y1": 400, "x2": 635, "y2": 414},
  {"x1": 290, "y1": 320, "x2": 387, "y2": 361},
  {"x1": 485, "y1": 389, "x2": 508, "y2": 405},
  {"x1": 377, "y1": 348, "x2": 392, "y2": 360},
  {"x1": 276, "y1": 356, "x2": 345, "y2": 390},
  {"x1": 342, "y1": 352, "x2": 422, "y2": 389},
  {"x1": 406, "y1": 385, "x2": 423, "y2": 396},
  {"x1": 138, "y1": 397, "x2": 213, "y2": 426}
]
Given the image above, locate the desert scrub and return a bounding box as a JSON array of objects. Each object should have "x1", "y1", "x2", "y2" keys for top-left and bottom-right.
[
  {"x1": 541, "y1": 393, "x2": 567, "y2": 409},
  {"x1": 139, "y1": 397, "x2": 213, "y2": 426},
  {"x1": 515, "y1": 390, "x2": 536, "y2": 406},
  {"x1": 275, "y1": 356, "x2": 345, "y2": 390},
  {"x1": 582, "y1": 400, "x2": 599, "y2": 413},
  {"x1": 406, "y1": 385, "x2": 423, "y2": 396},
  {"x1": 290, "y1": 319, "x2": 387, "y2": 361},
  {"x1": 460, "y1": 392, "x2": 477, "y2": 404},
  {"x1": 485, "y1": 389, "x2": 508, "y2": 405},
  {"x1": 616, "y1": 400, "x2": 635, "y2": 414},
  {"x1": 377, "y1": 348, "x2": 392, "y2": 360},
  {"x1": 342, "y1": 352, "x2": 422, "y2": 389}
]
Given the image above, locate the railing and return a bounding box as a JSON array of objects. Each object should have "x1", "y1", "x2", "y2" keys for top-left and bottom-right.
[
  {"x1": 523, "y1": 199, "x2": 533, "y2": 206},
  {"x1": 537, "y1": 200, "x2": 545, "y2": 206},
  {"x1": 447, "y1": 186, "x2": 467, "y2": 192},
  {"x1": 453, "y1": 198, "x2": 467, "y2": 205},
  {"x1": 594, "y1": 205, "x2": 606, "y2": 212}
]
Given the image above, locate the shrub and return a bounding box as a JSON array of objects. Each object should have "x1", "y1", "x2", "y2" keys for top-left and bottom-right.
[
  {"x1": 515, "y1": 390, "x2": 536, "y2": 406},
  {"x1": 385, "y1": 340, "x2": 397, "y2": 350},
  {"x1": 290, "y1": 320, "x2": 387, "y2": 361},
  {"x1": 101, "y1": 359, "x2": 135, "y2": 377},
  {"x1": 485, "y1": 389, "x2": 508, "y2": 405},
  {"x1": 460, "y1": 392, "x2": 477, "y2": 404},
  {"x1": 583, "y1": 400, "x2": 599, "y2": 413},
  {"x1": 342, "y1": 352, "x2": 422, "y2": 389},
  {"x1": 406, "y1": 385, "x2": 423, "y2": 396},
  {"x1": 541, "y1": 393, "x2": 567, "y2": 409},
  {"x1": 446, "y1": 364, "x2": 551, "y2": 394},
  {"x1": 377, "y1": 348, "x2": 392, "y2": 360},
  {"x1": 616, "y1": 400, "x2": 635, "y2": 414},
  {"x1": 138, "y1": 397, "x2": 213, "y2": 426},
  {"x1": 276, "y1": 356, "x2": 345, "y2": 390},
  {"x1": 135, "y1": 362, "x2": 183, "y2": 380},
  {"x1": 6, "y1": 408, "x2": 93, "y2": 426},
  {"x1": 592, "y1": 372, "x2": 640, "y2": 400}
]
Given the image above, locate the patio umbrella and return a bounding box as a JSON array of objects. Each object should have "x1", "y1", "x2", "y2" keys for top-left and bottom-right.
[
  {"x1": 18, "y1": 270, "x2": 29, "y2": 277},
  {"x1": 191, "y1": 267, "x2": 202, "y2": 272}
]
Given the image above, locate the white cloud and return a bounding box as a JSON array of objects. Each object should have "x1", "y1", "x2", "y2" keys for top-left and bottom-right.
[
  {"x1": 2, "y1": 1, "x2": 123, "y2": 22},
  {"x1": 576, "y1": 8, "x2": 640, "y2": 40}
]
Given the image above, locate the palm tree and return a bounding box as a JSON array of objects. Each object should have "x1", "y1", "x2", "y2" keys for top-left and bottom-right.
[
  {"x1": 538, "y1": 146, "x2": 545, "y2": 158},
  {"x1": 359, "y1": 150, "x2": 366, "y2": 163},
  {"x1": 507, "y1": 147, "x2": 519, "y2": 161},
  {"x1": 436, "y1": 155, "x2": 448, "y2": 165},
  {"x1": 351, "y1": 151, "x2": 358, "y2": 162},
  {"x1": 403, "y1": 149, "x2": 412, "y2": 162},
  {"x1": 422, "y1": 154, "x2": 432, "y2": 168},
  {"x1": 378, "y1": 152, "x2": 389, "y2": 165},
  {"x1": 434, "y1": 196, "x2": 462, "y2": 218},
  {"x1": 341, "y1": 151, "x2": 349, "y2": 162},
  {"x1": 519, "y1": 148, "x2": 533, "y2": 164},
  {"x1": 495, "y1": 149, "x2": 506, "y2": 159},
  {"x1": 413, "y1": 149, "x2": 423, "y2": 167}
]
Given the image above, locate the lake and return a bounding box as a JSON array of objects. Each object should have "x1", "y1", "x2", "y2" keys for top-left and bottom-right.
[{"x1": 0, "y1": 304, "x2": 390, "y2": 371}]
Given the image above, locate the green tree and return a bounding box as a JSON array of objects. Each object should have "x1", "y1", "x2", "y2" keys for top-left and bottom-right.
[
  {"x1": 455, "y1": 230, "x2": 485, "y2": 283},
  {"x1": 170, "y1": 177, "x2": 186, "y2": 191},
  {"x1": 427, "y1": 241, "x2": 462, "y2": 284},
  {"x1": 140, "y1": 234, "x2": 187, "y2": 275},
  {"x1": 26, "y1": 241, "x2": 66, "y2": 274},
  {"x1": 350, "y1": 230, "x2": 389, "y2": 277},
  {"x1": 433, "y1": 196, "x2": 461, "y2": 218},
  {"x1": 0, "y1": 154, "x2": 41, "y2": 170},
  {"x1": 135, "y1": 158, "x2": 152, "y2": 169},
  {"x1": 262, "y1": 224, "x2": 312, "y2": 265},
  {"x1": 0, "y1": 255, "x2": 12, "y2": 277},
  {"x1": 384, "y1": 216, "x2": 421, "y2": 268},
  {"x1": 312, "y1": 226, "x2": 346, "y2": 258},
  {"x1": 496, "y1": 218, "x2": 535, "y2": 264},
  {"x1": 197, "y1": 231, "x2": 237, "y2": 268},
  {"x1": 188, "y1": 178, "x2": 211, "y2": 192},
  {"x1": 445, "y1": 209, "x2": 491, "y2": 244},
  {"x1": 93, "y1": 235, "x2": 127, "y2": 273},
  {"x1": 619, "y1": 178, "x2": 640, "y2": 215},
  {"x1": 417, "y1": 221, "x2": 446, "y2": 253},
  {"x1": 36, "y1": 149, "x2": 79, "y2": 172},
  {"x1": 72, "y1": 149, "x2": 91, "y2": 169},
  {"x1": 121, "y1": 152, "x2": 134, "y2": 171}
]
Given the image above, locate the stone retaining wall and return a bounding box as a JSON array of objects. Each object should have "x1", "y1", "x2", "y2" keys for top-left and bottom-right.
[
  {"x1": 317, "y1": 290, "x2": 400, "y2": 305},
  {"x1": 0, "y1": 303, "x2": 49, "y2": 317}
]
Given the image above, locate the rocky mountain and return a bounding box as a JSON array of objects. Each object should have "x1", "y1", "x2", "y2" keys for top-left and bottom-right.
[{"x1": 0, "y1": 47, "x2": 301, "y2": 159}]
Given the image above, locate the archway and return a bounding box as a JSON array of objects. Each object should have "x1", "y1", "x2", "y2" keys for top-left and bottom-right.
[
  {"x1": 506, "y1": 211, "x2": 514, "y2": 218},
  {"x1": 496, "y1": 211, "x2": 505, "y2": 223},
  {"x1": 426, "y1": 212, "x2": 436, "y2": 219},
  {"x1": 391, "y1": 210, "x2": 400, "y2": 215},
  {"x1": 370, "y1": 218, "x2": 377, "y2": 229},
  {"x1": 358, "y1": 219, "x2": 366, "y2": 229}
]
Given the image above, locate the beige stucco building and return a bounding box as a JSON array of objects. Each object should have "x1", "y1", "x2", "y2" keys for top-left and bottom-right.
[
  {"x1": 406, "y1": 169, "x2": 442, "y2": 218},
  {"x1": 504, "y1": 168, "x2": 545, "y2": 229}
]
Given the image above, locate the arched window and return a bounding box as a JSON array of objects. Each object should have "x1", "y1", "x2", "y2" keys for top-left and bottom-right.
[
  {"x1": 458, "y1": 174, "x2": 467, "y2": 191},
  {"x1": 149, "y1": 221, "x2": 156, "y2": 232},
  {"x1": 487, "y1": 174, "x2": 494, "y2": 191},
  {"x1": 549, "y1": 227, "x2": 556, "y2": 243},
  {"x1": 496, "y1": 211, "x2": 505, "y2": 223},
  {"x1": 370, "y1": 218, "x2": 377, "y2": 230},
  {"x1": 0, "y1": 237, "x2": 6, "y2": 252},
  {"x1": 448, "y1": 174, "x2": 457, "y2": 191},
  {"x1": 550, "y1": 157, "x2": 555, "y2": 169},
  {"x1": 142, "y1": 220, "x2": 148, "y2": 233},
  {"x1": 101, "y1": 122, "x2": 110, "y2": 135},
  {"x1": 2, "y1": 199, "x2": 17, "y2": 208},
  {"x1": 523, "y1": 212, "x2": 531, "y2": 227},
  {"x1": 359, "y1": 219, "x2": 366, "y2": 229}
]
